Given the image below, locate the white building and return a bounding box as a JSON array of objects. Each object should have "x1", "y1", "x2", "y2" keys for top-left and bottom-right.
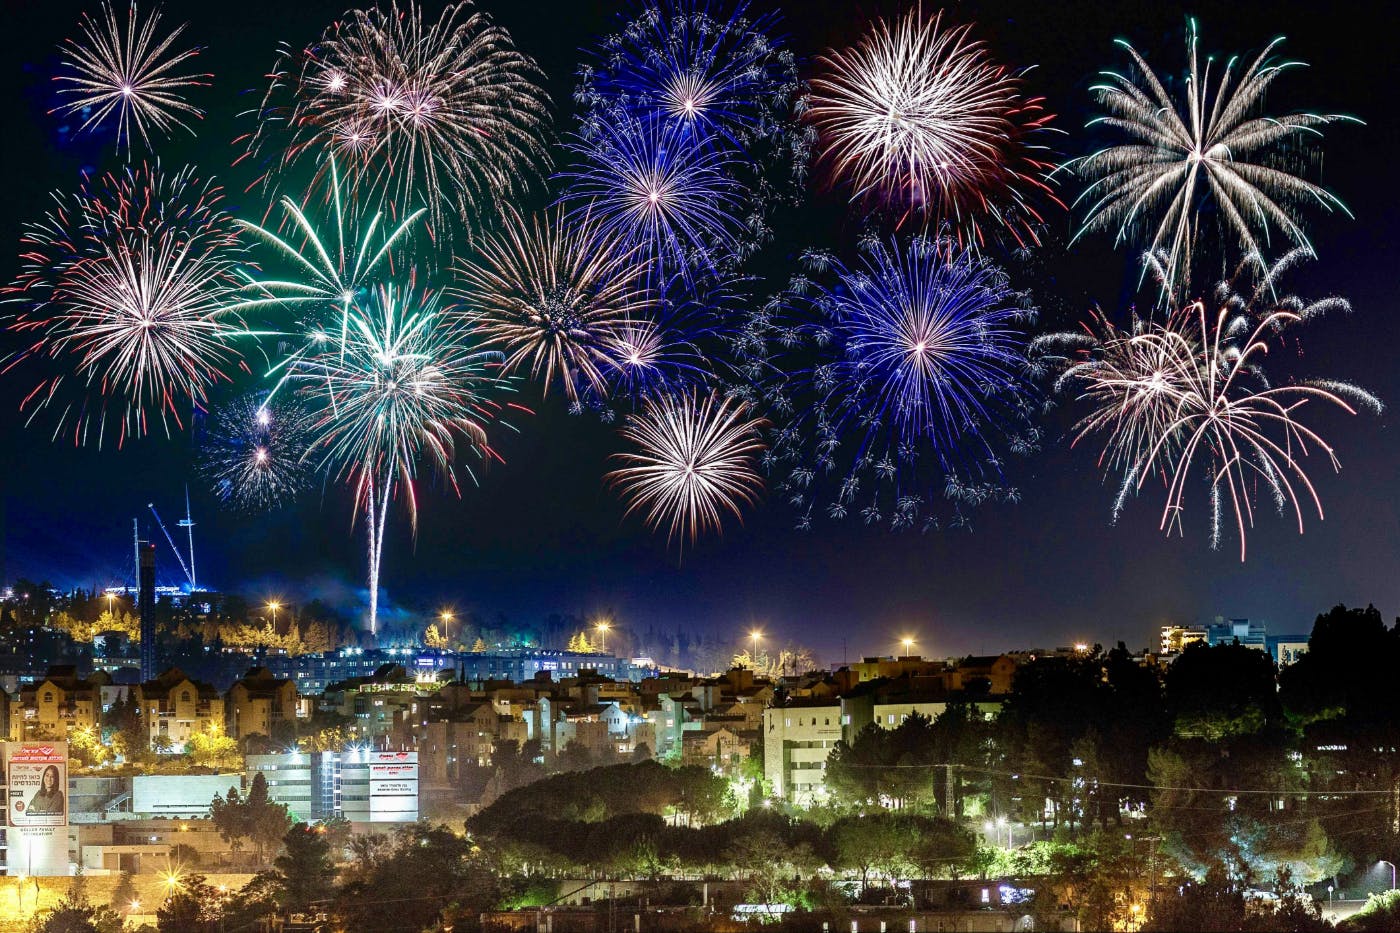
[
  {"x1": 762, "y1": 703, "x2": 841, "y2": 807},
  {"x1": 246, "y1": 749, "x2": 418, "y2": 824}
]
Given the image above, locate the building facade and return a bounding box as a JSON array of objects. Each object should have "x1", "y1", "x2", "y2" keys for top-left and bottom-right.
[{"x1": 246, "y1": 749, "x2": 419, "y2": 823}]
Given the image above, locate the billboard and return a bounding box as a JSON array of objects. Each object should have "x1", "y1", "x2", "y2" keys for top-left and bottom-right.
[
  {"x1": 367, "y1": 751, "x2": 418, "y2": 822},
  {"x1": 4, "y1": 741, "x2": 70, "y2": 876},
  {"x1": 6, "y1": 742, "x2": 68, "y2": 827}
]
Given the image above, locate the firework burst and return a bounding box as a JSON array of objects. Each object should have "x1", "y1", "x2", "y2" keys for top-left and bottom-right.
[
  {"x1": 563, "y1": 110, "x2": 748, "y2": 279},
  {"x1": 249, "y1": 0, "x2": 551, "y2": 240},
  {"x1": 601, "y1": 312, "x2": 708, "y2": 402},
  {"x1": 608, "y1": 390, "x2": 765, "y2": 543},
  {"x1": 1043, "y1": 251, "x2": 1380, "y2": 558},
  {"x1": 231, "y1": 157, "x2": 426, "y2": 385},
  {"x1": 200, "y1": 391, "x2": 312, "y2": 510},
  {"x1": 1075, "y1": 20, "x2": 1356, "y2": 289},
  {"x1": 754, "y1": 236, "x2": 1040, "y2": 531},
  {"x1": 4, "y1": 165, "x2": 255, "y2": 446},
  {"x1": 453, "y1": 206, "x2": 650, "y2": 402},
  {"x1": 52, "y1": 1, "x2": 209, "y2": 154},
  {"x1": 809, "y1": 8, "x2": 1061, "y2": 245},
  {"x1": 296, "y1": 280, "x2": 513, "y2": 632},
  {"x1": 577, "y1": 1, "x2": 800, "y2": 147}
]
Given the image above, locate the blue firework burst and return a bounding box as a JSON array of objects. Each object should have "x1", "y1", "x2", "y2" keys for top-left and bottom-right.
[
  {"x1": 561, "y1": 110, "x2": 748, "y2": 280},
  {"x1": 823, "y1": 236, "x2": 1033, "y2": 458},
  {"x1": 577, "y1": 1, "x2": 800, "y2": 149},
  {"x1": 756, "y1": 235, "x2": 1041, "y2": 530}
]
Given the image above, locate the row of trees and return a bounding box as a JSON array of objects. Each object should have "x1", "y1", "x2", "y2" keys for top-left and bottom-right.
[{"x1": 817, "y1": 606, "x2": 1400, "y2": 894}]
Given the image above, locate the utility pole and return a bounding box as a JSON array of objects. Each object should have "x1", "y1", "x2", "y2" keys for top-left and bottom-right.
[{"x1": 943, "y1": 763, "x2": 957, "y2": 818}]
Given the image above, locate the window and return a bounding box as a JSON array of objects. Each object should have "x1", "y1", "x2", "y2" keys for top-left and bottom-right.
[{"x1": 181, "y1": 691, "x2": 191, "y2": 703}]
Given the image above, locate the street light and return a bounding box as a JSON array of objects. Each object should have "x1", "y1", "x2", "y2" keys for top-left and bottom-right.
[
  {"x1": 1381, "y1": 860, "x2": 1397, "y2": 891},
  {"x1": 595, "y1": 620, "x2": 610, "y2": 653},
  {"x1": 267, "y1": 601, "x2": 281, "y2": 630},
  {"x1": 161, "y1": 869, "x2": 184, "y2": 895},
  {"x1": 749, "y1": 630, "x2": 763, "y2": 666},
  {"x1": 439, "y1": 610, "x2": 453, "y2": 645},
  {"x1": 900, "y1": 636, "x2": 915, "y2": 657}
]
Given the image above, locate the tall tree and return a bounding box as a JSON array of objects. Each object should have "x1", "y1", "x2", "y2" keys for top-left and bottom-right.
[{"x1": 271, "y1": 824, "x2": 336, "y2": 912}]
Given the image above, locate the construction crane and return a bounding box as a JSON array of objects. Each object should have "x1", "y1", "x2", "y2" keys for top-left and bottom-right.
[
  {"x1": 178, "y1": 486, "x2": 197, "y2": 591},
  {"x1": 148, "y1": 487, "x2": 198, "y2": 591}
]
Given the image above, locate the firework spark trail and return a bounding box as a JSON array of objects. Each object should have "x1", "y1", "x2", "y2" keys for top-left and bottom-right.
[
  {"x1": 1047, "y1": 254, "x2": 1380, "y2": 559},
  {"x1": 247, "y1": 0, "x2": 550, "y2": 242},
  {"x1": 230, "y1": 157, "x2": 426, "y2": 393},
  {"x1": 199, "y1": 391, "x2": 313, "y2": 510},
  {"x1": 453, "y1": 206, "x2": 651, "y2": 402},
  {"x1": 809, "y1": 7, "x2": 1061, "y2": 245},
  {"x1": 608, "y1": 390, "x2": 766, "y2": 544},
  {"x1": 296, "y1": 281, "x2": 512, "y2": 632},
  {"x1": 52, "y1": 1, "x2": 209, "y2": 154},
  {"x1": 1074, "y1": 20, "x2": 1356, "y2": 289},
  {"x1": 4, "y1": 165, "x2": 258, "y2": 446}
]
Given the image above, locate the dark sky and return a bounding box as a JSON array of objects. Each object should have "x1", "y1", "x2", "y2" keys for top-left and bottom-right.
[{"x1": 0, "y1": 0, "x2": 1395, "y2": 660}]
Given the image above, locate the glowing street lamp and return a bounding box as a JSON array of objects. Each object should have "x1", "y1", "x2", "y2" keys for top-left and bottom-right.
[
  {"x1": 161, "y1": 869, "x2": 184, "y2": 894},
  {"x1": 267, "y1": 601, "x2": 282, "y2": 630},
  {"x1": 749, "y1": 630, "x2": 763, "y2": 665},
  {"x1": 439, "y1": 610, "x2": 453, "y2": 645},
  {"x1": 595, "y1": 620, "x2": 611, "y2": 653},
  {"x1": 900, "y1": 636, "x2": 916, "y2": 657},
  {"x1": 1381, "y1": 860, "x2": 1397, "y2": 891}
]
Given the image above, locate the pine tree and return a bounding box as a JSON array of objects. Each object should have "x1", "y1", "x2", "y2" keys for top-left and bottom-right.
[{"x1": 272, "y1": 824, "x2": 335, "y2": 912}]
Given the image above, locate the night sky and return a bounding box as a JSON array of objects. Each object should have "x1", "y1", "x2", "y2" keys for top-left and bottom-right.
[{"x1": 0, "y1": 0, "x2": 1395, "y2": 660}]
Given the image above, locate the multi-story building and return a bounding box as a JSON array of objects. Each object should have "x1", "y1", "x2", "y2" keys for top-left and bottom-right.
[
  {"x1": 262, "y1": 648, "x2": 640, "y2": 694},
  {"x1": 420, "y1": 715, "x2": 521, "y2": 787},
  {"x1": 456, "y1": 649, "x2": 624, "y2": 683},
  {"x1": 951, "y1": 655, "x2": 1019, "y2": 695},
  {"x1": 135, "y1": 668, "x2": 224, "y2": 751},
  {"x1": 322, "y1": 667, "x2": 426, "y2": 747},
  {"x1": 1163, "y1": 620, "x2": 1309, "y2": 666},
  {"x1": 263, "y1": 647, "x2": 455, "y2": 694},
  {"x1": 762, "y1": 700, "x2": 842, "y2": 806},
  {"x1": 226, "y1": 666, "x2": 301, "y2": 741},
  {"x1": 682, "y1": 725, "x2": 752, "y2": 772},
  {"x1": 247, "y1": 749, "x2": 419, "y2": 823},
  {"x1": 1160, "y1": 624, "x2": 1210, "y2": 655},
  {"x1": 8, "y1": 665, "x2": 103, "y2": 741}
]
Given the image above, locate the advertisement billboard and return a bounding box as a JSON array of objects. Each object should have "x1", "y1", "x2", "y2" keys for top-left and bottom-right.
[
  {"x1": 367, "y1": 751, "x2": 418, "y2": 823},
  {"x1": 3, "y1": 741, "x2": 70, "y2": 876},
  {"x1": 6, "y1": 742, "x2": 68, "y2": 827}
]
